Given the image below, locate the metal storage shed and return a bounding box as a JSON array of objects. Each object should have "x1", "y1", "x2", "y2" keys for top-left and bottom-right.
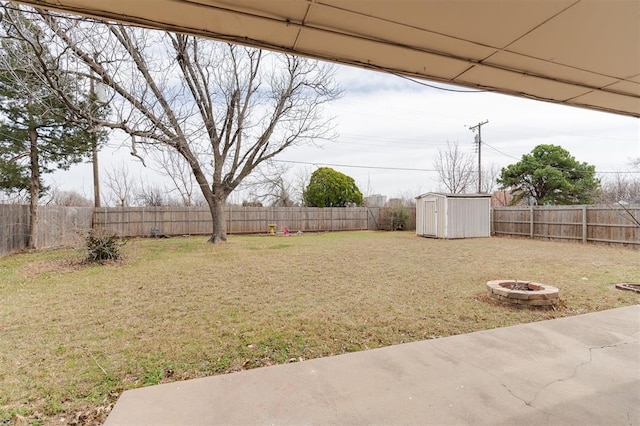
[{"x1": 416, "y1": 193, "x2": 491, "y2": 239}]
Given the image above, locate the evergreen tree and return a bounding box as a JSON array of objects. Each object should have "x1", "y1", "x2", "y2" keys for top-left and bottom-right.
[
  {"x1": 0, "y1": 7, "x2": 99, "y2": 248},
  {"x1": 497, "y1": 144, "x2": 600, "y2": 205}
]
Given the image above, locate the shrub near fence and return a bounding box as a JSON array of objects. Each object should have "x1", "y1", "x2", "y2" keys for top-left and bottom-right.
[
  {"x1": 5, "y1": 204, "x2": 636, "y2": 257},
  {"x1": 492, "y1": 205, "x2": 640, "y2": 247},
  {"x1": 377, "y1": 206, "x2": 416, "y2": 231},
  {"x1": 1, "y1": 205, "x2": 397, "y2": 257},
  {"x1": 92, "y1": 206, "x2": 370, "y2": 237}
]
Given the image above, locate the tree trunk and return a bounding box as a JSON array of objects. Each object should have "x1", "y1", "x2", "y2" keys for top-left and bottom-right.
[
  {"x1": 28, "y1": 127, "x2": 39, "y2": 250},
  {"x1": 92, "y1": 135, "x2": 100, "y2": 207},
  {"x1": 90, "y1": 78, "x2": 101, "y2": 208},
  {"x1": 207, "y1": 193, "x2": 227, "y2": 243}
]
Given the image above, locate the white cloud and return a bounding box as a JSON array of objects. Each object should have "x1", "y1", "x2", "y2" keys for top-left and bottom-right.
[{"x1": 49, "y1": 64, "x2": 640, "y2": 203}]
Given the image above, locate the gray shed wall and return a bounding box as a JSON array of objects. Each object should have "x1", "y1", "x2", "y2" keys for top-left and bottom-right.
[
  {"x1": 416, "y1": 193, "x2": 490, "y2": 239},
  {"x1": 446, "y1": 197, "x2": 491, "y2": 238}
]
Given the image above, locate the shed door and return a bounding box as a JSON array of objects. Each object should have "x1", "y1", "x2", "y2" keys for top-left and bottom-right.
[{"x1": 422, "y1": 199, "x2": 437, "y2": 237}]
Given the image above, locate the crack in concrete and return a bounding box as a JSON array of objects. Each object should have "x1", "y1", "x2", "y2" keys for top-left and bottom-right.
[
  {"x1": 527, "y1": 341, "x2": 633, "y2": 407},
  {"x1": 429, "y1": 340, "x2": 634, "y2": 422},
  {"x1": 429, "y1": 343, "x2": 551, "y2": 420}
]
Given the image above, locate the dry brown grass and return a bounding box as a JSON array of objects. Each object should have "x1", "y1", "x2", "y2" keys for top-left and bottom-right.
[{"x1": 1, "y1": 231, "x2": 638, "y2": 424}]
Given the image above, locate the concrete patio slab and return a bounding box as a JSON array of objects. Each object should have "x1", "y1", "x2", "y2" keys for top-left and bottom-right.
[{"x1": 105, "y1": 305, "x2": 640, "y2": 425}]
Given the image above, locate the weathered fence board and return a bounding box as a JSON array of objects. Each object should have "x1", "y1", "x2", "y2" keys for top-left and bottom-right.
[
  {"x1": 37, "y1": 206, "x2": 94, "y2": 249},
  {"x1": 0, "y1": 205, "x2": 93, "y2": 257},
  {"x1": 5, "y1": 203, "x2": 637, "y2": 258},
  {"x1": 0, "y1": 204, "x2": 29, "y2": 258},
  {"x1": 493, "y1": 205, "x2": 640, "y2": 246},
  {"x1": 92, "y1": 206, "x2": 370, "y2": 237}
]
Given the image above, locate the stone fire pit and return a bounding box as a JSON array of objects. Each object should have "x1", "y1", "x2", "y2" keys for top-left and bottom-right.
[{"x1": 486, "y1": 280, "x2": 559, "y2": 307}]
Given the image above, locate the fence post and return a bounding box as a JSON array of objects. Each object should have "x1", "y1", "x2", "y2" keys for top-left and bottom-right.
[
  {"x1": 529, "y1": 206, "x2": 534, "y2": 238},
  {"x1": 582, "y1": 206, "x2": 587, "y2": 243},
  {"x1": 490, "y1": 207, "x2": 494, "y2": 236},
  {"x1": 363, "y1": 207, "x2": 367, "y2": 230},
  {"x1": 331, "y1": 208, "x2": 333, "y2": 232}
]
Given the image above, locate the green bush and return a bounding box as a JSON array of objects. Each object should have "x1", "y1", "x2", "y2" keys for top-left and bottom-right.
[
  {"x1": 303, "y1": 167, "x2": 363, "y2": 207},
  {"x1": 390, "y1": 205, "x2": 410, "y2": 230},
  {"x1": 86, "y1": 231, "x2": 124, "y2": 263}
]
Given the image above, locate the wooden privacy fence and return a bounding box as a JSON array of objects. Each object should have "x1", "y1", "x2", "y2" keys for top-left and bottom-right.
[
  {"x1": 92, "y1": 206, "x2": 370, "y2": 237},
  {"x1": 0, "y1": 205, "x2": 93, "y2": 257},
  {"x1": 492, "y1": 205, "x2": 640, "y2": 246},
  {"x1": 6, "y1": 204, "x2": 637, "y2": 257}
]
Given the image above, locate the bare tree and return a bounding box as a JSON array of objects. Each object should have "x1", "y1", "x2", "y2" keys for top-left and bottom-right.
[
  {"x1": 46, "y1": 188, "x2": 93, "y2": 206},
  {"x1": 598, "y1": 172, "x2": 640, "y2": 204},
  {"x1": 293, "y1": 166, "x2": 313, "y2": 205},
  {"x1": 135, "y1": 182, "x2": 166, "y2": 206},
  {"x1": 17, "y1": 8, "x2": 341, "y2": 242},
  {"x1": 433, "y1": 141, "x2": 475, "y2": 193},
  {"x1": 151, "y1": 147, "x2": 199, "y2": 206},
  {"x1": 478, "y1": 162, "x2": 500, "y2": 194},
  {"x1": 247, "y1": 163, "x2": 297, "y2": 207},
  {"x1": 0, "y1": 191, "x2": 26, "y2": 204},
  {"x1": 104, "y1": 162, "x2": 136, "y2": 207}
]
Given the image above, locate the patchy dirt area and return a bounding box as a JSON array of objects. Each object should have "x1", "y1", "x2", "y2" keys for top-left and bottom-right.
[
  {"x1": 16, "y1": 255, "x2": 127, "y2": 280},
  {"x1": 17, "y1": 258, "x2": 87, "y2": 279}
]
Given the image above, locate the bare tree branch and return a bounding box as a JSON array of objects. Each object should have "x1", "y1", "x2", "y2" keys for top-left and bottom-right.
[
  {"x1": 104, "y1": 161, "x2": 136, "y2": 207},
  {"x1": 433, "y1": 141, "x2": 475, "y2": 193},
  {"x1": 12, "y1": 7, "x2": 341, "y2": 242}
]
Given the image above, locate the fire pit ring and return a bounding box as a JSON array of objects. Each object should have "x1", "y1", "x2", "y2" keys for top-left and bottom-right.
[{"x1": 486, "y1": 280, "x2": 559, "y2": 307}]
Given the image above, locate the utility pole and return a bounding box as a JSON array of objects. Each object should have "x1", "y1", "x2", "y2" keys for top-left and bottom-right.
[
  {"x1": 90, "y1": 77, "x2": 100, "y2": 208},
  {"x1": 469, "y1": 120, "x2": 488, "y2": 193}
]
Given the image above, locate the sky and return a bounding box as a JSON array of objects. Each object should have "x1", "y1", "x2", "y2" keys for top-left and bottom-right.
[{"x1": 49, "y1": 62, "x2": 640, "y2": 205}]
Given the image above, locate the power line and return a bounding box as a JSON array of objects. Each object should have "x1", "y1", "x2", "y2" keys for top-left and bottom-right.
[
  {"x1": 273, "y1": 158, "x2": 640, "y2": 175},
  {"x1": 483, "y1": 141, "x2": 521, "y2": 161},
  {"x1": 365, "y1": 63, "x2": 486, "y2": 93},
  {"x1": 273, "y1": 159, "x2": 437, "y2": 172},
  {"x1": 477, "y1": 142, "x2": 640, "y2": 176}
]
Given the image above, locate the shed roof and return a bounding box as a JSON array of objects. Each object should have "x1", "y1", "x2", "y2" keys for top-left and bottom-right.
[
  {"x1": 15, "y1": 0, "x2": 640, "y2": 118},
  {"x1": 415, "y1": 193, "x2": 493, "y2": 199}
]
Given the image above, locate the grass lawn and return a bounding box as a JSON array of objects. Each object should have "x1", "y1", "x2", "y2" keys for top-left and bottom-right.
[{"x1": 1, "y1": 231, "x2": 638, "y2": 424}]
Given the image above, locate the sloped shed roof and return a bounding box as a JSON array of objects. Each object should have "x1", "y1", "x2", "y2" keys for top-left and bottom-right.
[
  {"x1": 16, "y1": 0, "x2": 640, "y2": 117},
  {"x1": 416, "y1": 193, "x2": 492, "y2": 199}
]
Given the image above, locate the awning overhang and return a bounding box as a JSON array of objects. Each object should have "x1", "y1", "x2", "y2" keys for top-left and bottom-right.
[{"x1": 14, "y1": 0, "x2": 640, "y2": 118}]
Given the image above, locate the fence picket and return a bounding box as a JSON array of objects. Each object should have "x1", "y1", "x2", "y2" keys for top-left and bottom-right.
[
  {"x1": 492, "y1": 205, "x2": 639, "y2": 246},
  {"x1": 4, "y1": 204, "x2": 637, "y2": 258}
]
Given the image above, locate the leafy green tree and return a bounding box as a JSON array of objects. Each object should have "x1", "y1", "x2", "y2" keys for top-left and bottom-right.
[
  {"x1": 0, "y1": 7, "x2": 99, "y2": 248},
  {"x1": 497, "y1": 144, "x2": 599, "y2": 205},
  {"x1": 303, "y1": 167, "x2": 363, "y2": 207}
]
